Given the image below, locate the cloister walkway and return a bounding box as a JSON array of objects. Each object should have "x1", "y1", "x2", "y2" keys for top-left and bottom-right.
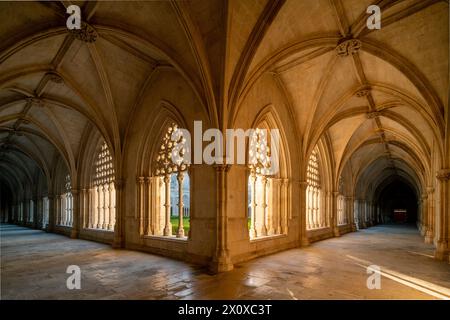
[{"x1": 1, "y1": 224, "x2": 449, "y2": 299}]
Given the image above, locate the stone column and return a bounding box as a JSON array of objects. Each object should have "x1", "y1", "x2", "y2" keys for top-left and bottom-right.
[
  {"x1": 209, "y1": 164, "x2": 233, "y2": 273},
  {"x1": 163, "y1": 175, "x2": 172, "y2": 236},
  {"x1": 96, "y1": 185, "x2": 102, "y2": 229},
  {"x1": 249, "y1": 172, "x2": 257, "y2": 238},
  {"x1": 88, "y1": 188, "x2": 94, "y2": 228},
  {"x1": 177, "y1": 172, "x2": 185, "y2": 238},
  {"x1": 260, "y1": 175, "x2": 268, "y2": 236},
  {"x1": 101, "y1": 184, "x2": 107, "y2": 229},
  {"x1": 107, "y1": 184, "x2": 113, "y2": 230},
  {"x1": 32, "y1": 198, "x2": 38, "y2": 228},
  {"x1": 332, "y1": 191, "x2": 340, "y2": 236},
  {"x1": 420, "y1": 193, "x2": 428, "y2": 237},
  {"x1": 47, "y1": 194, "x2": 55, "y2": 232},
  {"x1": 275, "y1": 178, "x2": 283, "y2": 234},
  {"x1": 112, "y1": 179, "x2": 124, "y2": 248},
  {"x1": 70, "y1": 188, "x2": 79, "y2": 239},
  {"x1": 299, "y1": 181, "x2": 309, "y2": 245},
  {"x1": 80, "y1": 188, "x2": 87, "y2": 229},
  {"x1": 425, "y1": 187, "x2": 434, "y2": 244},
  {"x1": 137, "y1": 177, "x2": 145, "y2": 236},
  {"x1": 145, "y1": 177, "x2": 152, "y2": 235},
  {"x1": 347, "y1": 196, "x2": 357, "y2": 231},
  {"x1": 435, "y1": 169, "x2": 449, "y2": 261}
]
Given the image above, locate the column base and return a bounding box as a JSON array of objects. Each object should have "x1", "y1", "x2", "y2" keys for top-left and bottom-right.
[
  {"x1": 209, "y1": 251, "x2": 233, "y2": 274},
  {"x1": 177, "y1": 229, "x2": 185, "y2": 238},
  {"x1": 434, "y1": 241, "x2": 449, "y2": 262},
  {"x1": 333, "y1": 227, "x2": 340, "y2": 237},
  {"x1": 420, "y1": 225, "x2": 427, "y2": 237},
  {"x1": 70, "y1": 229, "x2": 79, "y2": 239},
  {"x1": 163, "y1": 225, "x2": 172, "y2": 236},
  {"x1": 112, "y1": 236, "x2": 123, "y2": 249},
  {"x1": 301, "y1": 236, "x2": 310, "y2": 246},
  {"x1": 425, "y1": 230, "x2": 434, "y2": 244},
  {"x1": 351, "y1": 223, "x2": 357, "y2": 232}
]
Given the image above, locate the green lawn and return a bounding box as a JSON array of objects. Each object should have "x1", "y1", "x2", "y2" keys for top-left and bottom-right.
[
  {"x1": 170, "y1": 216, "x2": 190, "y2": 235},
  {"x1": 169, "y1": 217, "x2": 251, "y2": 235}
]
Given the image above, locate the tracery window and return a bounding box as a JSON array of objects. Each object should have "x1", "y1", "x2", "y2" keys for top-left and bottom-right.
[
  {"x1": 57, "y1": 174, "x2": 73, "y2": 227},
  {"x1": 306, "y1": 147, "x2": 325, "y2": 230},
  {"x1": 154, "y1": 123, "x2": 190, "y2": 238},
  {"x1": 248, "y1": 128, "x2": 281, "y2": 239},
  {"x1": 87, "y1": 141, "x2": 116, "y2": 231}
]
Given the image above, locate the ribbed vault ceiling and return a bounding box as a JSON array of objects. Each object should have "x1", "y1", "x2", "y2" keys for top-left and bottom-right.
[{"x1": 0, "y1": 0, "x2": 448, "y2": 199}]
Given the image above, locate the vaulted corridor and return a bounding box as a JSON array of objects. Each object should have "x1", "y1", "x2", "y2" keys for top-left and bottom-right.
[
  {"x1": 0, "y1": 0, "x2": 449, "y2": 301},
  {"x1": 1, "y1": 223, "x2": 449, "y2": 299}
]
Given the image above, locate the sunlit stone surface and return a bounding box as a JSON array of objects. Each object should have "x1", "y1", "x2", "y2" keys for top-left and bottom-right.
[{"x1": 2, "y1": 224, "x2": 449, "y2": 300}]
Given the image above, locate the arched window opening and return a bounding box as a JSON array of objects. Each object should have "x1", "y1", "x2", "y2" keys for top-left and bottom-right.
[
  {"x1": 248, "y1": 128, "x2": 282, "y2": 239},
  {"x1": 306, "y1": 147, "x2": 325, "y2": 230},
  {"x1": 87, "y1": 141, "x2": 116, "y2": 231},
  {"x1": 57, "y1": 174, "x2": 73, "y2": 227},
  {"x1": 154, "y1": 123, "x2": 190, "y2": 238}
]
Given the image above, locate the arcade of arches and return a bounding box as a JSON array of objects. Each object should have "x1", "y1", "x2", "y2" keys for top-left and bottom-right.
[{"x1": 0, "y1": 0, "x2": 449, "y2": 294}]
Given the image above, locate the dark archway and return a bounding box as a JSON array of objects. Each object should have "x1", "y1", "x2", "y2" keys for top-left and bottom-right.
[{"x1": 376, "y1": 179, "x2": 418, "y2": 225}]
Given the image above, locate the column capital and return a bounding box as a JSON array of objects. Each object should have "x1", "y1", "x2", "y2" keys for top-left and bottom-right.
[
  {"x1": 427, "y1": 186, "x2": 435, "y2": 194},
  {"x1": 114, "y1": 178, "x2": 125, "y2": 190},
  {"x1": 137, "y1": 176, "x2": 145, "y2": 184},
  {"x1": 436, "y1": 169, "x2": 450, "y2": 181},
  {"x1": 214, "y1": 164, "x2": 231, "y2": 172}
]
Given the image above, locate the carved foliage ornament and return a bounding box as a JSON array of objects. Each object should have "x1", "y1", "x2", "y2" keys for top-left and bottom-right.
[
  {"x1": 437, "y1": 169, "x2": 450, "y2": 181},
  {"x1": 68, "y1": 22, "x2": 98, "y2": 43},
  {"x1": 336, "y1": 38, "x2": 362, "y2": 57},
  {"x1": 46, "y1": 72, "x2": 64, "y2": 84},
  {"x1": 366, "y1": 111, "x2": 381, "y2": 119}
]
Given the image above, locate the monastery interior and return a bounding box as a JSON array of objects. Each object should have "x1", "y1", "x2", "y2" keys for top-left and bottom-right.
[{"x1": 0, "y1": 0, "x2": 449, "y2": 300}]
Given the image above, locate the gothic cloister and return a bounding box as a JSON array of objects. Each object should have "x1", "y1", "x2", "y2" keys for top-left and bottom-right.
[{"x1": 0, "y1": 0, "x2": 449, "y2": 300}]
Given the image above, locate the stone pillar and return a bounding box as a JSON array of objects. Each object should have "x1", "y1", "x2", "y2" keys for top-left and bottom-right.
[
  {"x1": 163, "y1": 175, "x2": 172, "y2": 236},
  {"x1": 70, "y1": 189, "x2": 79, "y2": 239},
  {"x1": 332, "y1": 191, "x2": 340, "y2": 236},
  {"x1": 347, "y1": 196, "x2": 357, "y2": 231},
  {"x1": 435, "y1": 169, "x2": 449, "y2": 261},
  {"x1": 260, "y1": 175, "x2": 268, "y2": 236},
  {"x1": 47, "y1": 194, "x2": 55, "y2": 232},
  {"x1": 145, "y1": 177, "x2": 151, "y2": 235},
  {"x1": 112, "y1": 179, "x2": 125, "y2": 248},
  {"x1": 176, "y1": 172, "x2": 185, "y2": 238},
  {"x1": 425, "y1": 187, "x2": 435, "y2": 244},
  {"x1": 420, "y1": 193, "x2": 428, "y2": 237},
  {"x1": 32, "y1": 197, "x2": 38, "y2": 228},
  {"x1": 137, "y1": 176, "x2": 145, "y2": 236},
  {"x1": 299, "y1": 181, "x2": 309, "y2": 245},
  {"x1": 249, "y1": 172, "x2": 257, "y2": 238},
  {"x1": 209, "y1": 164, "x2": 233, "y2": 273},
  {"x1": 80, "y1": 188, "x2": 87, "y2": 229}
]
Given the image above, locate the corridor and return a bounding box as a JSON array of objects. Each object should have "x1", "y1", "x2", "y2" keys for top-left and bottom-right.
[{"x1": 1, "y1": 223, "x2": 449, "y2": 300}]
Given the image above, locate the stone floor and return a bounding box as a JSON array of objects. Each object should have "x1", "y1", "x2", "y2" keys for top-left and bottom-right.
[{"x1": 1, "y1": 223, "x2": 449, "y2": 300}]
